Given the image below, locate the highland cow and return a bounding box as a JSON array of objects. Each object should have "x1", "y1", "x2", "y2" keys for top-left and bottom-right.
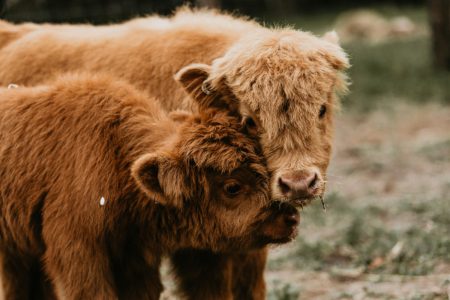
[
  {"x1": 0, "y1": 8, "x2": 349, "y2": 298},
  {"x1": 0, "y1": 74, "x2": 299, "y2": 300}
]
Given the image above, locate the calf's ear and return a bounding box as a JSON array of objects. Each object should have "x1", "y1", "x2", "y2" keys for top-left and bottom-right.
[
  {"x1": 175, "y1": 63, "x2": 211, "y2": 96},
  {"x1": 321, "y1": 31, "x2": 350, "y2": 71},
  {"x1": 132, "y1": 153, "x2": 185, "y2": 208},
  {"x1": 322, "y1": 30, "x2": 340, "y2": 45},
  {"x1": 175, "y1": 63, "x2": 239, "y2": 116}
]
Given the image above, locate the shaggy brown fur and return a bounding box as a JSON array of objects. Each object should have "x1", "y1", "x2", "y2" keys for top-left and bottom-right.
[
  {"x1": 0, "y1": 8, "x2": 349, "y2": 298},
  {"x1": 0, "y1": 8, "x2": 349, "y2": 199},
  {"x1": 0, "y1": 74, "x2": 299, "y2": 299}
]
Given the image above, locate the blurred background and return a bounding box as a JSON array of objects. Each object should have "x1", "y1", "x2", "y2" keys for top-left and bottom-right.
[{"x1": 1, "y1": 0, "x2": 449, "y2": 299}]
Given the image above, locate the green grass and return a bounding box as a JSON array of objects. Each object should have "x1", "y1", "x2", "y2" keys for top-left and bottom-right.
[
  {"x1": 344, "y1": 38, "x2": 450, "y2": 111},
  {"x1": 267, "y1": 281, "x2": 301, "y2": 300},
  {"x1": 259, "y1": 5, "x2": 429, "y2": 33},
  {"x1": 261, "y1": 5, "x2": 450, "y2": 111},
  {"x1": 264, "y1": 6, "x2": 450, "y2": 298},
  {"x1": 269, "y1": 192, "x2": 450, "y2": 276},
  {"x1": 417, "y1": 139, "x2": 450, "y2": 162}
]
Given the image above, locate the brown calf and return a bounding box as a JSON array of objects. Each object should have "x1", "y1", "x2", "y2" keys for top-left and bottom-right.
[
  {"x1": 0, "y1": 8, "x2": 349, "y2": 298},
  {"x1": 0, "y1": 74, "x2": 299, "y2": 299}
]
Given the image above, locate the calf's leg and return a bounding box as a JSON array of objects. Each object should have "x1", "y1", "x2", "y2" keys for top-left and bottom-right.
[
  {"x1": 0, "y1": 248, "x2": 37, "y2": 300},
  {"x1": 114, "y1": 253, "x2": 163, "y2": 300},
  {"x1": 171, "y1": 248, "x2": 268, "y2": 300},
  {"x1": 43, "y1": 239, "x2": 118, "y2": 300},
  {"x1": 171, "y1": 249, "x2": 233, "y2": 300},
  {"x1": 231, "y1": 248, "x2": 268, "y2": 300}
]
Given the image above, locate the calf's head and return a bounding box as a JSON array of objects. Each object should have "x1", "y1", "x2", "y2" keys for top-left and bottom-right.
[
  {"x1": 176, "y1": 29, "x2": 350, "y2": 206},
  {"x1": 131, "y1": 89, "x2": 299, "y2": 251}
]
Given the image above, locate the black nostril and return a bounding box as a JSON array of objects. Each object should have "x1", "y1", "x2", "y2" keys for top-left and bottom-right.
[
  {"x1": 284, "y1": 213, "x2": 299, "y2": 226},
  {"x1": 278, "y1": 178, "x2": 290, "y2": 194},
  {"x1": 308, "y1": 173, "x2": 318, "y2": 189}
]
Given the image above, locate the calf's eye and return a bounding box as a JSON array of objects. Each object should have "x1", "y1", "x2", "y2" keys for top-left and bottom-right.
[
  {"x1": 319, "y1": 105, "x2": 327, "y2": 118},
  {"x1": 224, "y1": 182, "x2": 242, "y2": 196},
  {"x1": 244, "y1": 116, "x2": 257, "y2": 129},
  {"x1": 242, "y1": 116, "x2": 258, "y2": 135}
]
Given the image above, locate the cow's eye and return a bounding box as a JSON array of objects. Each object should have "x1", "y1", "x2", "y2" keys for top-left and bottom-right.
[
  {"x1": 244, "y1": 116, "x2": 257, "y2": 129},
  {"x1": 242, "y1": 116, "x2": 258, "y2": 135},
  {"x1": 319, "y1": 105, "x2": 327, "y2": 118},
  {"x1": 224, "y1": 181, "x2": 242, "y2": 197}
]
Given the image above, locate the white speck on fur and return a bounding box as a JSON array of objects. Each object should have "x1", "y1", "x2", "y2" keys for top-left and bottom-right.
[
  {"x1": 7, "y1": 84, "x2": 19, "y2": 89},
  {"x1": 100, "y1": 196, "x2": 106, "y2": 206}
]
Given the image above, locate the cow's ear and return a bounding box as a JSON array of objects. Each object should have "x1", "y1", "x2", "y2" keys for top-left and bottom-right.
[
  {"x1": 321, "y1": 31, "x2": 350, "y2": 71},
  {"x1": 175, "y1": 63, "x2": 211, "y2": 96},
  {"x1": 175, "y1": 63, "x2": 240, "y2": 115},
  {"x1": 323, "y1": 30, "x2": 340, "y2": 45},
  {"x1": 132, "y1": 153, "x2": 185, "y2": 208}
]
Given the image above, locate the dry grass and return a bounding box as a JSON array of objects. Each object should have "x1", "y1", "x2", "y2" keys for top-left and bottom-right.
[
  {"x1": 2, "y1": 6, "x2": 450, "y2": 300},
  {"x1": 159, "y1": 104, "x2": 450, "y2": 300},
  {"x1": 264, "y1": 9, "x2": 450, "y2": 297},
  {"x1": 266, "y1": 103, "x2": 450, "y2": 300}
]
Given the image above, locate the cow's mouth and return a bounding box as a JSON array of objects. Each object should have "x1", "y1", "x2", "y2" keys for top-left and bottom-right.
[
  {"x1": 290, "y1": 195, "x2": 326, "y2": 210},
  {"x1": 290, "y1": 197, "x2": 313, "y2": 208}
]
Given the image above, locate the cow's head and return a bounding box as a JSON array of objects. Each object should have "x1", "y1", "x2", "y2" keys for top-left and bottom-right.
[
  {"x1": 176, "y1": 29, "x2": 349, "y2": 206},
  {"x1": 132, "y1": 84, "x2": 299, "y2": 250}
]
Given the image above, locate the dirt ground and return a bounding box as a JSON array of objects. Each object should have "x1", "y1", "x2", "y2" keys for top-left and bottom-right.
[
  {"x1": 266, "y1": 269, "x2": 450, "y2": 299},
  {"x1": 264, "y1": 103, "x2": 450, "y2": 300},
  {"x1": 157, "y1": 102, "x2": 450, "y2": 299},
  {"x1": 1, "y1": 5, "x2": 448, "y2": 300},
  {"x1": 1, "y1": 103, "x2": 448, "y2": 299}
]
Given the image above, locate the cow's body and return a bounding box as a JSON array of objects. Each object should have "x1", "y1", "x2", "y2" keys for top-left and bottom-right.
[
  {"x1": 0, "y1": 10, "x2": 255, "y2": 111},
  {"x1": 0, "y1": 74, "x2": 299, "y2": 299},
  {"x1": 0, "y1": 8, "x2": 349, "y2": 299}
]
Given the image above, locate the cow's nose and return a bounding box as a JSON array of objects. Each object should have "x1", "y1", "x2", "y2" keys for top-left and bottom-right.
[
  {"x1": 278, "y1": 170, "x2": 319, "y2": 199},
  {"x1": 283, "y1": 212, "x2": 300, "y2": 227}
]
